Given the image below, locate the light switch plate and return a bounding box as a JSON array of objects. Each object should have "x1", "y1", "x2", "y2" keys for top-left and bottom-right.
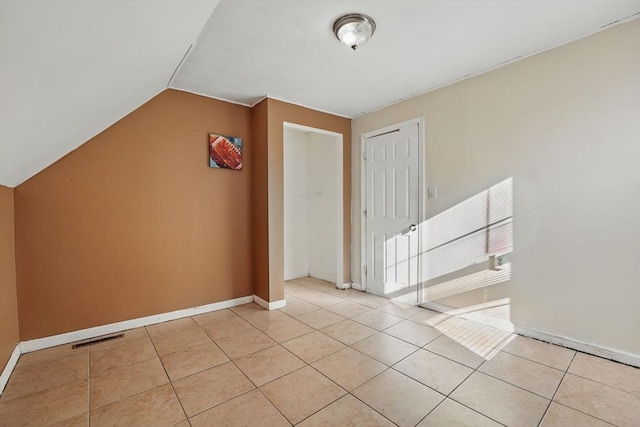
[{"x1": 428, "y1": 187, "x2": 438, "y2": 199}]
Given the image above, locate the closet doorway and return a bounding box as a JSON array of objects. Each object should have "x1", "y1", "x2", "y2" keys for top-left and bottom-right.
[{"x1": 283, "y1": 122, "x2": 344, "y2": 287}]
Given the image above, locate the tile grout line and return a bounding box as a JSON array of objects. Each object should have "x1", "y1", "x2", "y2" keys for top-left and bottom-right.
[
  {"x1": 410, "y1": 318, "x2": 584, "y2": 411},
  {"x1": 233, "y1": 343, "x2": 302, "y2": 389},
  {"x1": 9, "y1": 280, "x2": 637, "y2": 426},
  {"x1": 349, "y1": 335, "x2": 421, "y2": 369},
  {"x1": 440, "y1": 385, "x2": 508, "y2": 427},
  {"x1": 284, "y1": 331, "x2": 348, "y2": 364},
  {"x1": 158, "y1": 325, "x2": 234, "y2": 382},
  {"x1": 413, "y1": 398, "x2": 447, "y2": 427},
  {"x1": 92, "y1": 308, "x2": 488, "y2": 427},
  {"x1": 88, "y1": 331, "x2": 155, "y2": 422},
  {"x1": 232, "y1": 342, "x2": 306, "y2": 425},
  {"x1": 541, "y1": 400, "x2": 617, "y2": 426},
  {"x1": 318, "y1": 355, "x2": 441, "y2": 427},
  {"x1": 270, "y1": 364, "x2": 345, "y2": 426},
  {"x1": 424, "y1": 392, "x2": 510, "y2": 427},
  {"x1": 184, "y1": 386, "x2": 264, "y2": 421},
  {"x1": 199, "y1": 326, "x2": 348, "y2": 425},
  {"x1": 536, "y1": 351, "x2": 576, "y2": 427},
  {"x1": 187, "y1": 312, "x2": 305, "y2": 423},
  {"x1": 345, "y1": 391, "x2": 400, "y2": 427},
  {"x1": 535, "y1": 351, "x2": 619, "y2": 427},
  {"x1": 86, "y1": 332, "x2": 178, "y2": 419},
  {"x1": 295, "y1": 363, "x2": 376, "y2": 426},
  {"x1": 553, "y1": 358, "x2": 640, "y2": 396},
  {"x1": 234, "y1": 309, "x2": 339, "y2": 372},
  {"x1": 459, "y1": 363, "x2": 555, "y2": 401},
  {"x1": 498, "y1": 347, "x2": 575, "y2": 372},
  {"x1": 488, "y1": 344, "x2": 572, "y2": 370},
  {"x1": 419, "y1": 344, "x2": 478, "y2": 369},
  {"x1": 568, "y1": 371, "x2": 640, "y2": 395},
  {"x1": 204, "y1": 330, "x2": 280, "y2": 363},
  {"x1": 146, "y1": 325, "x2": 191, "y2": 424},
  {"x1": 472, "y1": 359, "x2": 566, "y2": 400},
  {"x1": 437, "y1": 322, "x2": 630, "y2": 426},
  {"x1": 424, "y1": 336, "x2": 512, "y2": 427},
  {"x1": 183, "y1": 313, "x2": 263, "y2": 419},
  {"x1": 0, "y1": 351, "x2": 89, "y2": 404},
  {"x1": 258, "y1": 287, "x2": 400, "y2": 425},
  {"x1": 285, "y1": 316, "x2": 376, "y2": 362},
  {"x1": 380, "y1": 319, "x2": 442, "y2": 348},
  {"x1": 284, "y1": 287, "x2": 449, "y2": 370},
  {"x1": 281, "y1": 283, "x2": 407, "y2": 423},
  {"x1": 255, "y1": 387, "x2": 293, "y2": 426}
]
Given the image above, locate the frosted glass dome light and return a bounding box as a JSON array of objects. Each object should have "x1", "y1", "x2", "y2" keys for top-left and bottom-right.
[{"x1": 333, "y1": 14, "x2": 376, "y2": 51}]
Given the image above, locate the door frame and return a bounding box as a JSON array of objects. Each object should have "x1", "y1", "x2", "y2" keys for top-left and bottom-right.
[
  {"x1": 283, "y1": 122, "x2": 345, "y2": 289},
  {"x1": 359, "y1": 117, "x2": 425, "y2": 293}
]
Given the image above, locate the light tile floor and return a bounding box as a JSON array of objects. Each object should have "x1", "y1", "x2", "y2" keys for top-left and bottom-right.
[{"x1": 1, "y1": 277, "x2": 639, "y2": 426}]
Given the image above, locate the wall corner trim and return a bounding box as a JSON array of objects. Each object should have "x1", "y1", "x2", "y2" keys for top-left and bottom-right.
[
  {"x1": 0, "y1": 345, "x2": 21, "y2": 395},
  {"x1": 351, "y1": 282, "x2": 364, "y2": 291},
  {"x1": 19, "y1": 295, "x2": 254, "y2": 354},
  {"x1": 253, "y1": 295, "x2": 286, "y2": 310}
]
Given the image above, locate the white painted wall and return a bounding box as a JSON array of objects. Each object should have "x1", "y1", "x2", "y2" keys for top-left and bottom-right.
[
  {"x1": 308, "y1": 133, "x2": 338, "y2": 282},
  {"x1": 352, "y1": 20, "x2": 640, "y2": 356},
  {"x1": 284, "y1": 130, "x2": 338, "y2": 283}
]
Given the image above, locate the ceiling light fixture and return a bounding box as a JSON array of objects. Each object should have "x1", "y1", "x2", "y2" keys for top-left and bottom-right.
[{"x1": 333, "y1": 13, "x2": 376, "y2": 51}]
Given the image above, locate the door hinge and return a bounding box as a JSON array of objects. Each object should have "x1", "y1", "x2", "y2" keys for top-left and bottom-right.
[
  {"x1": 363, "y1": 265, "x2": 367, "y2": 276},
  {"x1": 363, "y1": 152, "x2": 367, "y2": 161},
  {"x1": 363, "y1": 209, "x2": 367, "y2": 217}
]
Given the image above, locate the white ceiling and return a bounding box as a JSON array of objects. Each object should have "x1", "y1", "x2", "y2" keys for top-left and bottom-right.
[
  {"x1": 172, "y1": 0, "x2": 639, "y2": 117},
  {"x1": 0, "y1": 0, "x2": 219, "y2": 187},
  {"x1": 1, "y1": 1, "x2": 638, "y2": 187}
]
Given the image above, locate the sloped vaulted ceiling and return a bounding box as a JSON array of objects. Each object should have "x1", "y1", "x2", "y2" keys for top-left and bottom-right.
[{"x1": 0, "y1": 0, "x2": 219, "y2": 187}]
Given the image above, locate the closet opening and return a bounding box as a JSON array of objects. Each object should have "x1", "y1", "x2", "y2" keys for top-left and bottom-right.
[{"x1": 283, "y1": 122, "x2": 344, "y2": 289}]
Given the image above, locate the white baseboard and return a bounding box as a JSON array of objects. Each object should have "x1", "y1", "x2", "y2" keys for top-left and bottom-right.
[
  {"x1": 20, "y1": 295, "x2": 254, "y2": 354},
  {"x1": 0, "y1": 345, "x2": 20, "y2": 395},
  {"x1": 284, "y1": 272, "x2": 310, "y2": 281},
  {"x1": 253, "y1": 295, "x2": 287, "y2": 310},
  {"x1": 1, "y1": 293, "x2": 292, "y2": 397},
  {"x1": 308, "y1": 272, "x2": 336, "y2": 284},
  {"x1": 336, "y1": 282, "x2": 351, "y2": 290},
  {"x1": 351, "y1": 282, "x2": 364, "y2": 291},
  {"x1": 420, "y1": 301, "x2": 640, "y2": 368},
  {"x1": 515, "y1": 324, "x2": 640, "y2": 368}
]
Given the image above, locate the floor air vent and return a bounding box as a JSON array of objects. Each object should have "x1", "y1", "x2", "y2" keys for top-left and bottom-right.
[{"x1": 72, "y1": 333, "x2": 124, "y2": 349}]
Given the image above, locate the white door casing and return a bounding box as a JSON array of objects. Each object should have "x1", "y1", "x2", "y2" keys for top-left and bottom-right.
[{"x1": 363, "y1": 122, "x2": 421, "y2": 297}]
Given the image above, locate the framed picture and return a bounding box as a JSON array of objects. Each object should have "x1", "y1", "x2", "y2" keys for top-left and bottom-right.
[{"x1": 209, "y1": 134, "x2": 243, "y2": 170}]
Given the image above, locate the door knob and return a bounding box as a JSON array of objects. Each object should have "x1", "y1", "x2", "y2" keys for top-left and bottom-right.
[{"x1": 397, "y1": 224, "x2": 417, "y2": 236}]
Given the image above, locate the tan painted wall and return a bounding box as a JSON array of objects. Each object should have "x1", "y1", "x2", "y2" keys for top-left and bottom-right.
[
  {"x1": 264, "y1": 99, "x2": 351, "y2": 301},
  {"x1": 14, "y1": 89, "x2": 253, "y2": 340},
  {"x1": 352, "y1": 21, "x2": 640, "y2": 355},
  {"x1": 0, "y1": 185, "x2": 19, "y2": 368},
  {"x1": 251, "y1": 100, "x2": 270, "y2": 300}
]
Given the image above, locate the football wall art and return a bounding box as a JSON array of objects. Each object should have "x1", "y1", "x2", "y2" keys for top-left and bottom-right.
[{"x1": 209, "y1": 133, "x2": 243, "y2": 170}]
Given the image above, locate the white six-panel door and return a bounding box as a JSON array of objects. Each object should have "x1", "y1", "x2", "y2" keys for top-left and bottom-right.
[{"x1": 364, "y1": 123, "x2": 420, "y2": 297}]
